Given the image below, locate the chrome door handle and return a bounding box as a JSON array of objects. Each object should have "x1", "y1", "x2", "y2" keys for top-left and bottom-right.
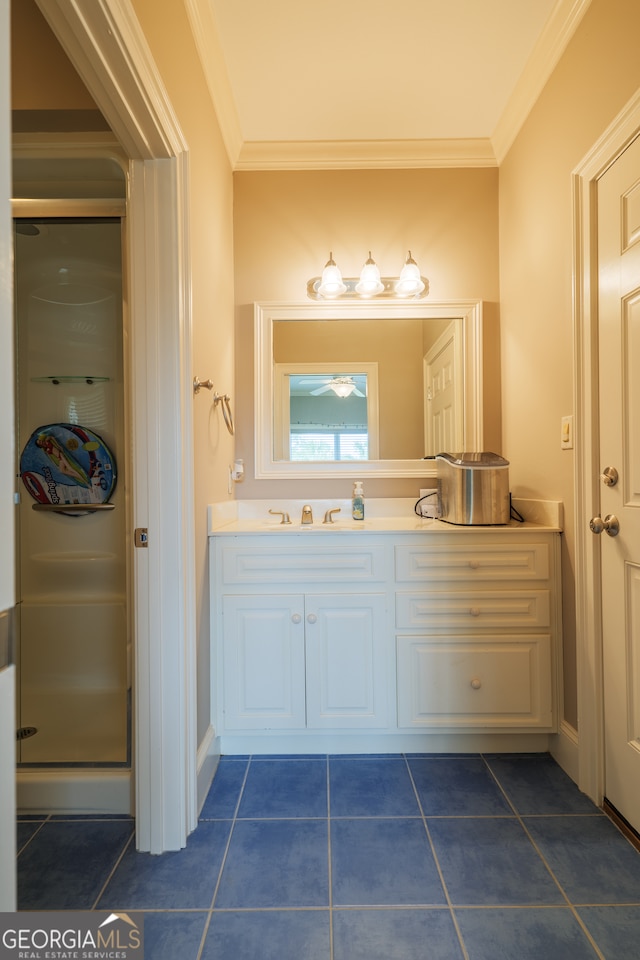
[{"x1": 589, "y1": 514, "x2": 620, "y2": 537}]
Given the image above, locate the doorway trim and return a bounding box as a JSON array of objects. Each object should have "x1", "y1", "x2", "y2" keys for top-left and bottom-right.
[
  {"x1": 573, "y1": 89, "x2": 640, "y2": 806},
  {"x1": 34, "y1": 0, "x2": 197, "y2": 852}
]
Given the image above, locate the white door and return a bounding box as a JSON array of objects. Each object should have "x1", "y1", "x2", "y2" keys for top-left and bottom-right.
[
  {"x1": 424, "y1": 325, "x2": 456, "y2": 455},
  {"x1": 0, "y1": 0, "x2": 16, "y2": 911},
  {"x1": 597, "y1": 132, "x2": 640, "y2": 832}
]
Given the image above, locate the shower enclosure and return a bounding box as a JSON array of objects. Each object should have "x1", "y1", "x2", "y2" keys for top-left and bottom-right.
[{"x1": 13, "y1": 165, "x2": 130, "y2": 810}]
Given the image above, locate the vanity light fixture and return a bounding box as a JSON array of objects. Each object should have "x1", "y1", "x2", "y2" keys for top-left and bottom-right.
[{"x1": 307, "y1": 251, "x2": 429, "y2": 300}]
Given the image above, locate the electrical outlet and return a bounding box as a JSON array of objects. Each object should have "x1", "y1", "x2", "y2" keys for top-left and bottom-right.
[{"x1": 418, "y1": 487, "x2": 439, "y2": 518}]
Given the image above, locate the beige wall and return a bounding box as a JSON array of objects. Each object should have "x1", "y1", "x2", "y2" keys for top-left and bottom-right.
[
  {"x1": 11, "y1": 0, "x2": 235, "y2": 746},
  {"x1": 234, "y1": 167, "x2": 501, "y2": 500},
  {"x1": 11, "y1": 1, "x2": 97, "y2": 110},
  {"x1": 126, "y1": 0, "x2": 234, "y2": 745},
  {"x1": 129, "y1": 2, "x2": 235, "y2": 744},
  {"x1": 499, "y1": 0, "x2": 640, "y2": 728}
]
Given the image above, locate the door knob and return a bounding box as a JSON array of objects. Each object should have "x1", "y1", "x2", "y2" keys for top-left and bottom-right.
[
  {"x1": 307, "y1": 613, "x2": 317, "y2": 624},
  {"x1": 589, "y1": 514, "x2": 620, "y2": 537}
]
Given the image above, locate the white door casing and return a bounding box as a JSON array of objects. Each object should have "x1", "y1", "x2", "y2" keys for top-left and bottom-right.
[
  {"x1": 597, "y1": 134, "x2": 640, "y2": 831},
  {"x1": 573, "y1": 90, "x2": 640, "y2": 807},
  {"x1": 0, "y1": 0, "x2": 17, "y2": 911},
  {"x1": 35, "y1": 0, "x2": 197, "y2": 852}
]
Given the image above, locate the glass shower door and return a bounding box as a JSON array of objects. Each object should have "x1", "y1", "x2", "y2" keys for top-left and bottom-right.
[{"x1": 14, "y1": 217, "x2": 128, "y2": 765}]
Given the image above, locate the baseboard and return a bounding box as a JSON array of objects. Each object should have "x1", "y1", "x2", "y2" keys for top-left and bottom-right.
[
  {"x1": 549, "y1": 720, "x2": 579, "y2": 784},
  {"x1": 196, "y1": 724, "x2": 219, "y2": 815},
  {"x1": 217, "y1": 731, "x2": 554, "y2": 756}
]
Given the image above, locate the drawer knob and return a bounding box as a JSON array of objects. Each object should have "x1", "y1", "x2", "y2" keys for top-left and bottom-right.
[
  {"x1": 469, "y1": 559, "x2": 480, "y2": 569},
  {"x1": 470, "y1": 678, "x2": 482, "y2": 690},
  {"x1": 307, "y1": 613, "x2": 317, "y2": 624},
  {"x1": 291, "y1": 613, "x2": 302, "y2": 624},
  {"x1": 469, "y1": 606, "x2": 481, "y2": 617}
]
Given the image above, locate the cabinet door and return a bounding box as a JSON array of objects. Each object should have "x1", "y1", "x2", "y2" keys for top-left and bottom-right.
[
  {"x1": 222, "y1": 595, "x2": 305, "y2": 730},
  {"x1": 305, "y1": 593, "x2": 388, "y2": 729}
]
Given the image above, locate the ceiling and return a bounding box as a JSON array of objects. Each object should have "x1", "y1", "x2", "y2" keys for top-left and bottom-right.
[{"x1": 189, "y1": 0, "x2": 591, "y2": 170}]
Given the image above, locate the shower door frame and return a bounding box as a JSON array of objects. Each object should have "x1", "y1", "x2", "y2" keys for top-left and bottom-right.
[{"x1": 31, "y1": 0, "x2": 199, "y2": 854}]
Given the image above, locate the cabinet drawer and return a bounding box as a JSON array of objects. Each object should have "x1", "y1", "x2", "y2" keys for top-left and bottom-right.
[
  {"x1": 395, "y1": 589, "x2": 550, "y2": 630},
  {"x1": 396, "y1": 636, "x2": 553, "y2": 728},
  {"x1": 221, "y1": 543, "x2": 387, "y2": 585},
  {"x1": 395, "y1": 542, "x2": 550, "y2": 582}
]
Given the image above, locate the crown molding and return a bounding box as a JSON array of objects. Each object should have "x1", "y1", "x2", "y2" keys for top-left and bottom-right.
[
  {"x1": 491, "y1": 0, "x2": 593, "y2": 164},
  {"x1": 235, "y1": 138, "x2": 497, "y2": 171},
  {"x1": 184, "y1": 0, "x2": 243, "y2": 167}
]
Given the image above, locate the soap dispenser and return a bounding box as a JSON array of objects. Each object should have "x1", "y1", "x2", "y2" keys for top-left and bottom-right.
[{"x1": 352, "y1": 481, "x2": 365, "y2": 520}]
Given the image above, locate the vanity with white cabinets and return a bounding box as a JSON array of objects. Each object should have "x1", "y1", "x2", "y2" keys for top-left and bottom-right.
[{"x1": 209, "y1": 499, "x2": 562, "y2": 754}]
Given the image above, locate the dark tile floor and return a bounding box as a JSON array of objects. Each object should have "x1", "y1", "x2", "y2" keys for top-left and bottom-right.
[{"x1": 16, "y1": 753, "x2": 640, "y2": 959}]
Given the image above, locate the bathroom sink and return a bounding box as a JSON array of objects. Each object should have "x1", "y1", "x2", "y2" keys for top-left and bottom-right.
[{"x1": 258, "y1": 520, "x2": 363, "y2": 531}]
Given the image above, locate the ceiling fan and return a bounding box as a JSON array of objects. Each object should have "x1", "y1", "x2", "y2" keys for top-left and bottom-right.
[{"x1": 298, "y1": 376, "x2": 365, "y2": 398}]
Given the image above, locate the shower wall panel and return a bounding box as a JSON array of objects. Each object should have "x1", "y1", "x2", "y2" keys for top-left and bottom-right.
[{"x1": 15, "y1": 218, "x2": 128, "y2": 765}]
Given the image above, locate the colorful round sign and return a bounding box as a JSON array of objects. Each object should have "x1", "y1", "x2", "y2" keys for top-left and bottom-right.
[{"x1": 20, "y1": 423, "x2": 117, "y2": 515}]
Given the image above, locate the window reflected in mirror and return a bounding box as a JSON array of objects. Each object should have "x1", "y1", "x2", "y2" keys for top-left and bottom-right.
[{"x1": 274, "y1": 364, "x2": 379, "y2": 461}]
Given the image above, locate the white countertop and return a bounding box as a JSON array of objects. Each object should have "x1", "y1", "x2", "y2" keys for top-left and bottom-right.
[{"x1": 208, "y1": 498, "x2": 563, "y2": 536}]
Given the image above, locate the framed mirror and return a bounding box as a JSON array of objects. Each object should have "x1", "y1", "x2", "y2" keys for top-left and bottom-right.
[{"x1": 254, "y1": 300, "x2": 483, "y2": 479}]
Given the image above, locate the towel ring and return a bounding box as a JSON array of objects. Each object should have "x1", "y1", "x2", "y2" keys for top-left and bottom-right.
[{"x1": 214, "y1": 393, "x2": 234, "y2": 435}]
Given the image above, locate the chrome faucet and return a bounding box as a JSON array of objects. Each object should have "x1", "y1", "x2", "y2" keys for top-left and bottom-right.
[
  {"x1": 323, "y1": 507, "x2": 341, "y2": 524},
  {"x1": 301, "y1": 504, "x2": 313, "y2": 524}
]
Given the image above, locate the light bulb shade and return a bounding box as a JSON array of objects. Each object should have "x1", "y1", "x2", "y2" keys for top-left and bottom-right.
[
  {"x1": 355, "y1": 252, "x2": 384, "y2": 297},
  {"x1": 317, "y1": 253, "x2": 346, "y2": 298},
  {"x1": 331, "y1": 379, "x2": 356, "y2": 398},
  {"x1": 394, "y1": 252, "x2": 425, "y2": 297}
]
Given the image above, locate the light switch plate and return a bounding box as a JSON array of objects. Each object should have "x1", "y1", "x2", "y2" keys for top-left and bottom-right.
[{"x1": 561, "y1": 415, "x2": 574, "y2": 450}]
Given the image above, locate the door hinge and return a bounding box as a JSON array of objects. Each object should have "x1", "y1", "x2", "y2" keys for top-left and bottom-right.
[{"x1": 134, "y1": 527, "x2": 148, "y2": 548}]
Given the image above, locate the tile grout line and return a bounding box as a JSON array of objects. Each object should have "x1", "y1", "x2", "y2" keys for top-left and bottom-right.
[
  {"x1": 90, "y1": 826, "x2": 136, "y2": 911},
  {"x1": 195, "y1": 754, "x2": 254, "y2": 960},
  {"x1": 479, "y1": 754, "x2": 608, "y2": 960},
  {"x1": 402, "y1": 754, "x2": 471, "y2": 960},
  {"x1": 15, "y1": 815, "x2": 51, "y2": 858},
  {"x1": 210, "y1": 757, "x2": 253, "y2": 901},
  {"x1": 326, "y1": 755, "x2": 334, "y2": 960}
]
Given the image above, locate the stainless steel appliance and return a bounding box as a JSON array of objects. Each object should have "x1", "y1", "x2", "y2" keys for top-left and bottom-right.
[{"x1": 436, "y1": 452, "x2": 510, "y2": 525}]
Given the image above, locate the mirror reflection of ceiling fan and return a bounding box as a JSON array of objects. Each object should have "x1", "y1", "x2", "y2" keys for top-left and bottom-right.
[{"x1": 298, "y1": 376, "x2": 366, "y2": 398}]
